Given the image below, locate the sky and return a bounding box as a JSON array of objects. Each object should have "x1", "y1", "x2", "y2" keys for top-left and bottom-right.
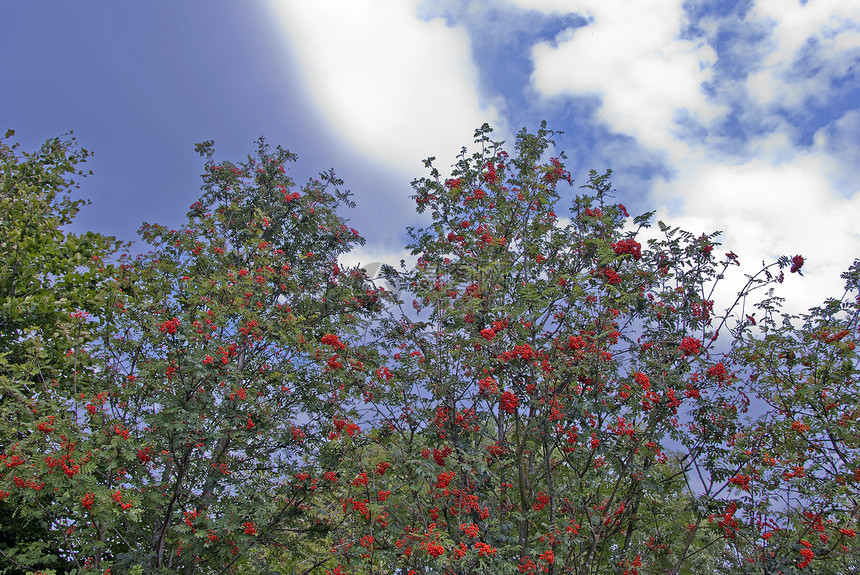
[{"x1": 3, "y1": 0, "x2": 859, "y2": 316}]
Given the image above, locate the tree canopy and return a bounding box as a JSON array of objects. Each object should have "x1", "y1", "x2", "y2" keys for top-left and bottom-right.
[{"x1": 1, "y1": 125, "x2": 858, "y2": 575}]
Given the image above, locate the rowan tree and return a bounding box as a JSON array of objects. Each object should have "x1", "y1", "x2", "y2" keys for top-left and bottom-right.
[
  {"x1": 0, "y1": 136, "x2": 385, "y2": 574},
  {"x1": 724, "y1": 260, "x2": 860, "y2": 573},
  {"x1": 325, "y1": 123, "x2": 860, "y2": 575},
  {"x1": 0, "y1": 130, "x2": 121, "y2": 574},
  {"x1": 3, "y1": 125, "x2": 859, "y2": 575}
]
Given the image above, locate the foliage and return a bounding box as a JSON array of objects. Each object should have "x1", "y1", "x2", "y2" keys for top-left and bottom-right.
[
  {"x1": 324, "y1": 123, "x2": 860, "y2": 575},
  {"x1": 1, "y1": 125, "x2": 858, "y2": 575},
  {"x1": 727, "y1": 260, "x2": 860, "y2": 573},
  {"x1": 1, "y1": 135, "x2": 384, "y2": 573},
  {"x1": 0, "y1": 130, "x2": 121, "y2": 574}
]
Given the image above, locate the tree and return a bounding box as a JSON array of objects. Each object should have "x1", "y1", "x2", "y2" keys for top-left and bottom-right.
[
  {"x1": 4, "y1": 124, "x2": 858, "y2": 575},
  {"x1": 0, "y1": 130, "x2": 122, "y2": 574},
  {"x1": 323, "y1": 123, "x2": 860, "y2": 574},
  {"x1": 0, "y1": 136, "x2": 386, "y2": 573},
  {"x1": 725, "y1": 260, "x2": 860, "y2": 573}
]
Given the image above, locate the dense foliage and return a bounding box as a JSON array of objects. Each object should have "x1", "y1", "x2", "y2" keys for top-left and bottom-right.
[
  {"x1": 1, "y1": 126, "x2": 858, "y2": 575},
  {"x1": 1, "y1": 131, "x2": 120, "y2": 573}
]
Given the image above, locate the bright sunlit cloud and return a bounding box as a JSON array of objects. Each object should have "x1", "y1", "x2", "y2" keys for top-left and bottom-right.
[{"x1": 266, "y1": 0, "x2": 504, "y2": 177}]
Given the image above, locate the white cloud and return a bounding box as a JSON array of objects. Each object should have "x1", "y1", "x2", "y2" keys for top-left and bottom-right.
[
  {"x1": 746, "y1": 0, "x2": 860, "y2": 109},
  {"x1": 338, "y1": 244, "x2": 414, "y2": 273},
  {"x1": 816, "y1": 109, "x2": 860, "y2": 185},
  {"x1": 649, "y1": 133, "x2": 860, "y2": 315},
  {"x1": 517, "y1": 0, "x2": 723, "y2": 161},
  {"x1": 264, "y1": 0, "x2": 860, "y2": 315},
  {"x1": 265, "y1": 0, "x2": 503, "y2": 177},
  {"x1": 515, "y1": 0, "x2": 860, "y2": 314}
]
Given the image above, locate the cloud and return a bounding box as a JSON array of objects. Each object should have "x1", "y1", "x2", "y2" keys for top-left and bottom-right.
[
  {"x1": 517, "y1": 0, "x2": 724, "y2": 161},
  {"x1": 265, "y1": 0, "x2": 504, "y2": 177},
  {"x1": 264, "y1": 0, "x2": 859, "y2": 314},
  {"x1": 652, "y1": 142, "x2": 859, "y2": 312},
  {"x1": 746, "y1": 0, "x2": 860, "y2": 110},
  {"x1": 514, "y1": 0, "x2": 860, "y2": 314},
  {"x1": 815, "y1": 109, "x2": 860, "y2": 193}
]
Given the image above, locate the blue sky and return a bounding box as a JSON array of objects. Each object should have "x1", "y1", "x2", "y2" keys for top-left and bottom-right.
[{"x1": 3, "y1": 0, "x2": 859, "y2": 313}]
